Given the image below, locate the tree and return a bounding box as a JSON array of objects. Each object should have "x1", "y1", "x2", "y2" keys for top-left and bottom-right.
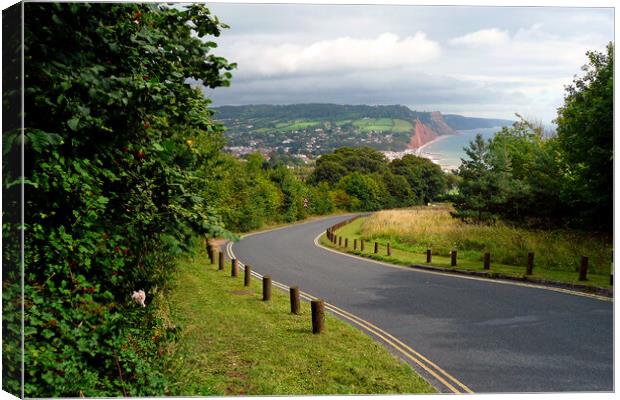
[
  {"x1": 556, "y1": 42, "x2": 613, "y2": 231},
  {"x1": 307, "y1": 160, "x2": 348, "y2": 186},
  {"x1": 375, "y1": 171, "x2": 414, "y2": 208},
  {"x1": 452, "y1": 134, "x2": 499, "y2": 222},
  {"x1": 337, "y1": 172, "x2": 384, "y2": 211},
  {"x1": 309, "y1": 147, "x2": 388, "y2": 186},
  {"x1": 390, "y1": 155, "x2": 447, "y2": 204},
  {"x1": 5, "y1": 3, "x2": 234, "y2": 396}
]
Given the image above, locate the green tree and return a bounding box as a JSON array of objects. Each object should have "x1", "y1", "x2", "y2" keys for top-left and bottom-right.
[
  {"x1": 270, "y1": 166, "x2": 309, "y2": 222},
  {"x1": 337, "y1": 172, "x2": 384, "y2": 211},
  {"x1": 452, "y1": 134, "x2": 500, "y2": 222},
  {"x1": 5, "y1": 3, "x2": 234, "y2": 396},
  {"x1": 309, "y1": 147, "x2": 388, "y2": 185},
  {"x1": 390, "y1": 155, "x2": 447, "y2": 204},
  {"x1": 556, "y1": 42, "x2": 613, "y2": 231},
  {"x1": 307, "y1": 160, "x2": 348, "y2": 185}
]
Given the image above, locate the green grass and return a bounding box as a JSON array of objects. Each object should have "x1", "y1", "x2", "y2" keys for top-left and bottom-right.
[
  {"x1": 324, "y1": 216, "x2": 612, "y2": 291},
  {"x1": 352, "y1": 118, "x2": 412, "y2": 133},
  {"x1": 164, "y1": 252, "x2": 436, "y2": 395},
  {"x1": 275, "y1": 119, "x2": 321, "y2": 131}
]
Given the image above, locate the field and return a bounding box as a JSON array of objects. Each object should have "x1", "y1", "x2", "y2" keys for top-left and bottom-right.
[
  {"x1": 323, "y1": 206, "x2": 613, "y2": 290},
  {"x1": 164, "y1": 251, "x2": 436, "y2": 395},
  {"x1": 275, "y1": 119, "x2": 322, "y2": 131},
  {"x1": 352, "y1": 118, "x2": 413, "y2": 133}
]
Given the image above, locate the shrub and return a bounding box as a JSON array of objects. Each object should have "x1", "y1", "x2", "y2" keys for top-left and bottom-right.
[{"x1": 3, "y1": 3, "x2": 234, "y2": 396}]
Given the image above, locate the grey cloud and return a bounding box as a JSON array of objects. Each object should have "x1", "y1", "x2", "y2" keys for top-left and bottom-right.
[{"x1": 203, "y1": 4, "x2": 613, "y2": 124}]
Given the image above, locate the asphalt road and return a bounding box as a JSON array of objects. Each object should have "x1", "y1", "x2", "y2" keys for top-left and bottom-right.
[{"x1": 230, "y1": 215, "x2": 613, "y2": 393}]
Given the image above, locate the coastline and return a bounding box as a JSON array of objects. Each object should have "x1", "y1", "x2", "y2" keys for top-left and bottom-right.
[
  {"x1": 414, "y1": 133, "x2": 456, "y2": 154},
  {"x1": 415, "y1": 133, "x2": 459, "y2": 171}
]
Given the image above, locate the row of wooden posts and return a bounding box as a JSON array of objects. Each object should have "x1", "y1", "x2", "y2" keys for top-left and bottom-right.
[
  {"x1": 207, "y1": 243, "x2": 325, "y2": 334},
  {"x1": 326, "y1": 219, "x2": 612, "y2": 285}
]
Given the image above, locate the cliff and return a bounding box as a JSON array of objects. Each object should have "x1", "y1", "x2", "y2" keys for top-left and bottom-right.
[
  {"x1": 408, "y1": 112, "x2": 457, "y2": 149},
  {"x1": 430, "y1": 111, "x2": 457, "y2": 136},
  {"x1": 408, "y1": 118, "x2": 439, "y2": 149}
]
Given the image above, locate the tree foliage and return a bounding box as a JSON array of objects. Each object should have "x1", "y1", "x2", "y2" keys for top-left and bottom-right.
[
  {"x1": 5, "y1": 3, "x2": 235, "y2": 396},
  {"x1": 454, "y1": 44, "x2": 613, "y2": 232},
  {"x1": 556, "y1": 42, "x2": 613, "y2": 230},
  {"x1": 309, "y1": 147, "x2": 449, "y2": 210}
]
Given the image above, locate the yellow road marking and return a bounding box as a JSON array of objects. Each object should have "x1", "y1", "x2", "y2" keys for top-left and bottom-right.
[{"x1": 226, "y1": 241, "x2": 471, "y2": 394}]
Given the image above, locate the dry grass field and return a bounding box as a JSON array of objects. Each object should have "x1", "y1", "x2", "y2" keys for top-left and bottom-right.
[{"x1": 358, "y1": 205, "x2": 612, "y2": 275}]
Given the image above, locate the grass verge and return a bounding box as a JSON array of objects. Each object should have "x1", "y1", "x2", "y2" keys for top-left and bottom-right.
[
  {"x1": 323, "y1": 217, "x2": 612, "y2": 292},
  {"x1": 164, "y1": 251, "x2": 436, "y2": 395}
]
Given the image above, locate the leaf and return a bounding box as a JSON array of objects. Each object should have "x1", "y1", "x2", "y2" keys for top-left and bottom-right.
[{"x1": 67, "y1": 117, "x2": 80, "y2": 131}]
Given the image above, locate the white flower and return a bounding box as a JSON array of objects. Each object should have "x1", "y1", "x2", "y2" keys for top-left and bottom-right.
[{"x1": 132, "y1": 289, "x2": 146, "y2": 307}]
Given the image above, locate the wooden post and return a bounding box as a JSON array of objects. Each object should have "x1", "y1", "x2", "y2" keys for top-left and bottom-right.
[
  {"x1": 263, "y1": 276, "x2": 272, "y2": 301},
  {"x1": 451, "y1": 250, "x2": 457, "y2": 267},
  {"x1": 207, "y1": 240, "x2": 213, "y2": 263},
  {"x1": 231, "y1": 259, "x2": 239, "y2": 277},
  {"x1": 354, "y1": 239, "x2": 357, "y2": 250},
  {"x1": 526, "y1": 252, "x2": 534, "y2": 275},
  {"x1": 218, "y1": 251, "x2": 225, "y2": 271},
  {"x1": 579, "y1": 256, "x2": 588, "y2": 281},
  {"x1": 290, "y1": 286, "x2": 300, "y2": 315},
  {"x1": 360, "y1": 240, "x2": 365, "y2": 252},
  {"x1": 483, "y1": 252, "x2": 491, "y2": 270},
  {"x1": 345, "y1": 238, "x2": 348, "y2": 248},
  {"x1": 374, "y1": 242, "x2": 378, "y2": 254},
  {"x1": 311, "y1": 299, "x2": 325, "y2": 334},
  {"x1": 426, "y1": 249, "x2": 432, "y2": 263},
  {"x1": 338, "y1": 236, "x2": 342, "y2": 247},
  {"x1": 244, "y1": 265, "x2": 251, "y2": 287},
  {"x1": 387, "y1": 243, "x2": 391, "y2": 256}
]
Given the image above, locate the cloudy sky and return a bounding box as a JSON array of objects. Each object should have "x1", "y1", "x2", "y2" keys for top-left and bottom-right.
[{"x1": 203, "y1": 3, "x2": 613, "y2": 124}]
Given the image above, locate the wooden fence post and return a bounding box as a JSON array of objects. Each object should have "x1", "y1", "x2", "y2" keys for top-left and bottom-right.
[
  {"x1": 338, "y1": 236, "x2": 342, "y2": 246},
  {"x1": 311, "y1": 299, "x2": 325, "y2": 334},
  {"x1": 426, "y1": 249, "x2": 432, "y2": 263},
  {"x1": 263, "y1": 276, "x2": 272, "y2": 301},
  {"x1": 354, "y1": 239, "x2": 357, "y2": 250},
  {"x1": 290, "y1": 286, "x2": 300, "y2": 315},
  {"x1": 526, "y1": 252, "x2": 534, "y2": 275},
  {"x1": 218, "y1": 251, "x2": 225, "y2": 271},
  {"x1": 374, "y1": 242, "x2": 378, "y2": 254},
  {"x1": 212, "y1": 250, "x2": 219, "y2": 266},
  {"x1": 207, "y1": 241, "x2": 213, "y2": 263},
  {"x1": 231, "y1": 259, "x2": 239, "y2": 277},
  {"x1": 451, "y1": 250, "x2": 457, "y2": 267},
  {"x1": 244, "y1": 265, "x2": 252, "y2": 287},
  {"x1": 361, "y1": 240, "x2": 365, "y2": 252},
  {"x1": 483, "y1": 252, "x2": 491, "y2": 270},
  {"x1": 387, "y1": 243, "x2": 391, "y2": 256},
  {"x1": 579, "y1": 256, "x2": 588, "y2": 281},
  {"x1": 345, "y1": 238, "x2": 348, "y2": 248}
]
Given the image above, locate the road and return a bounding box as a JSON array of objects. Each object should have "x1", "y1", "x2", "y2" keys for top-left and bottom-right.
[{"x1": 229, "y1": 214, "x2": 613, "y2": 393}]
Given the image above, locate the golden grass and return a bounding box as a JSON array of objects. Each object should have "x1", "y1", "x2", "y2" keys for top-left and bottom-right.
[{"x1": 359, "y1": 206, "x2": 612, "y2": 274}]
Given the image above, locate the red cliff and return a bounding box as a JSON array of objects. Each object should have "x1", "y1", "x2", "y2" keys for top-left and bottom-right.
[
  {"x1": 430, "y1": 111, "x2": 457, "y2": 136},
  {"x1": 408, "y1": 118, "x2": 438, "y2": 149},
  {"x1": 407, "y1": 112, "x2": 457, "y2": 149}
]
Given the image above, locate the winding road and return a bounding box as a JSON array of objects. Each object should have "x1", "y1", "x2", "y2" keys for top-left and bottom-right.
[{"x1": 229, "y1": 214, "x2": 613, "y2": 393}]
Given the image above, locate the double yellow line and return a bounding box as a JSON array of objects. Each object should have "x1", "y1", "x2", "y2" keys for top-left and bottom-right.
[{"x1": 225, "y1": 241, "x2": 473, "y2": 394}]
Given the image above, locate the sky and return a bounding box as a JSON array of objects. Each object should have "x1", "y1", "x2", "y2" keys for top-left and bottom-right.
[{"x1": 202, "y1": 3, "x2": 614, "y2": 124}]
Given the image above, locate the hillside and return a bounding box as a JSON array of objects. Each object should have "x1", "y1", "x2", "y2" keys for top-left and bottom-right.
[{"x1": 214, "y1": 104, "x2": 513, "y2": 159}]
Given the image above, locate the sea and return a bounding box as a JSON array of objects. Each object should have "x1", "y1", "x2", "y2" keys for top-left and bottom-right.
[{"x1": 418, "y1": 126, "x2": 506, "y2": 171}]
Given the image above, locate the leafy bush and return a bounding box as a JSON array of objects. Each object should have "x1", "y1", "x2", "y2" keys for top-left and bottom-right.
[{"x1": 4, "y1": 3, "x2": 234, "y2": 396}]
